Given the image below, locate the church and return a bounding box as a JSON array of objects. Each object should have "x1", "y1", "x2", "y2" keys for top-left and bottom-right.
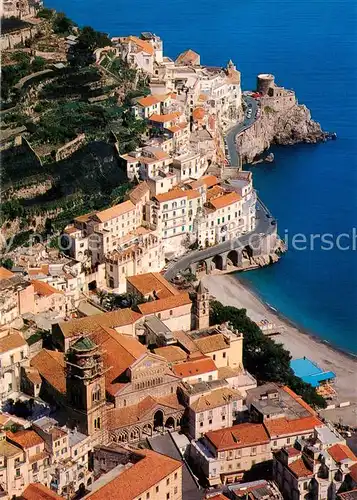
[{"x1": 26, "y1": 276, "x2": 245, "y2": 445}]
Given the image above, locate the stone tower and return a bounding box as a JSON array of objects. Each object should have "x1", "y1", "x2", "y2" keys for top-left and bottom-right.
[
  {"x1": 194, "y1": 281, "x2": 210, "y2": 330},
  {"x1": 66, "y1": 336, "x2": 106, "y2": 436}
]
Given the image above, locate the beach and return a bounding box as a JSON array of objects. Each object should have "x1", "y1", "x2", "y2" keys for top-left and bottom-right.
[{"x1": 202, "y1": 274, "x2": 357, "y2": 424}]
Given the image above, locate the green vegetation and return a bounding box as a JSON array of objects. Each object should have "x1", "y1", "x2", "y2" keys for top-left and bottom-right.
[
  {"x1": 52, "y1": 12, "x2": 76, "y2": 35},
  {"x1": 0, "y1": 258, "x2": 14, "y2": 270},
  {"x1": 210, "y1": 301, "x2": 327, "y2": 409},
  {"x1": 69, "y1": 26, "x2": 112, "y2": 68},
  {"x1": 1, "y1": 9, "x2": 149, "y2": 248},
  {"x1": 1, "y1": 52, "x2": 47, "y2": 101},
  {"x1": 27, "y1": 330, "x2": 47, "y2": 346},
  {"x1": 264, "y1": 106, "x2": 276, "y2": 115},
  {"x1": 99, "y1": 291, "x2": 151, "y2": 311}
]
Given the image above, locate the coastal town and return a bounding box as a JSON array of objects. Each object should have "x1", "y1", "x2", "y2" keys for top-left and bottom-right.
[{"x1": 0, "y1": 1, "x2": 356, "y2": 500}]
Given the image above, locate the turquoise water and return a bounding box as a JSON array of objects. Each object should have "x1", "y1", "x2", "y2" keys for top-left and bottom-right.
[{"x1": 49, "y1": 0, "x2": 357, "y2": 353}]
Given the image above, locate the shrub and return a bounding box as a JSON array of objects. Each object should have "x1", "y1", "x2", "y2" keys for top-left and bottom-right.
[{"x1": 210, "y1": 301, "x2": 327, "y2": 409}]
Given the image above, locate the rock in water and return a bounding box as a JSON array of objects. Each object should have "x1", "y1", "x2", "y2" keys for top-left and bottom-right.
[
  {"x1": 237, "y1": 102, "x2": 333, "y2": 163},
  {"x1": 265, "y1": 152, "x2": 274, "y2": 162}
]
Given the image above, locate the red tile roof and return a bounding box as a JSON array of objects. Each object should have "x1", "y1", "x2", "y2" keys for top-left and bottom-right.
[
  {"x1": 172, "y1": 356, "x2": 217, "y2": 378},
  {"x1": 154, "y1": 189, "x2": 187, "y2": 203},
  {"x1": 153, "y1": 345, "x2": 188, "y2": 363},
  {"x1": 138, "y1": 292, "x2": 192, "y2": 315},
  {"x1": 189, "y1": 175, "x2": 219, "y2": 190},
  {"x1": 137, "y1": 95, "x2": 160, "y2": 107},
  {"x1": 127, "y1": 36, "x2": 154, "y2": 56},
  {"x1": 288, "y1": 457, "x2": 313, "y2": 478},
  {"x1": 206, "y1": 423, "x2": 270, "y2": 452},
  {"x1": 30, "y1": 349, "x2": 66, "y2": 394},
  {"x1": 58, "y1": 308, "x2": 142, "y2": 338},
  {"x1": 149, "y1": 111, "x2": 181, "y2": 123},
  {"x1": 176, "y1": 49, "x2": 200, "y2": 65},
  {"x1": 94, "y1": 200, "x2": 135, "y2": 223},
  {"x1": 31, "y1": 280, "x2": 62, "y2": 297},
  {"x1": 91, "y1": 327, "x2": 147, "y2": 397},
  {"x1": 7, "y1": 430, "x2": 43, "y2": 449},
  {"x1": 87, "y1": 449, "x2": 181, "y2": 500},
  {"x1": 21, "y1": 483, "x2": 63, "y2": 500},
  {"x1": 208, "y1": 191, "x2": 242, "y2": 210},
  {"x1": 192, "y1": 107, "x2": 205, "y2": 121},
  {"x1": 264, "y1": 416, "x2": 322, "y2": 438},
  {"x1": 0, "y1": 331, "x2": 27, "y2": 353},
  {"x1": 126, "y1": 272, "x2": 179, "y2": 299},
  {"x1": 328, "y1": 444, "x2": 357, "y2": 463},
  {"x1": 0, "y1": 266, "x2": 14, "y2": 280}
]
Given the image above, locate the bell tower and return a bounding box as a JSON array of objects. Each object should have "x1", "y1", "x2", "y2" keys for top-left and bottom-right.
[
  {"x1": 194, "y1": 281, "x2": 210, "y2": 330},
  {"x1": 66, "y1": 336, "x2": 106, "y2": 436}
]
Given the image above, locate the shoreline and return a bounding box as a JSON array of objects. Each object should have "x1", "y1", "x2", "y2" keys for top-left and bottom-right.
[
  {"x1": 202, "y1": 273, "x2": 357, "y2": 409},
  {"x1": 237, "y1": 272, "x2": 357, "y2": 362}
]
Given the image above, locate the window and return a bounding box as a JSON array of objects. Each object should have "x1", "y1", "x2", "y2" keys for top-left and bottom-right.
[
  {"x1": 10, "y1": 355, "x2": 14, "y2": 364},
  {"x1": 174, "y1": 472, "x2": 177, "y2": 480},
  {"x1": 174, "y1": 487, "x2": 178, "y2": 495},
  {"x1": 200, "y1": 422, "x2": 203, "y2": 427},
  {"x1": 20, "y1": 351, "x2": 24, "y2": 359},
  {"x1": 303, "y1": 482, "x2": 308, "y2": 490},
  {"x1": 251, "y1": 447, "x2": 257, "y2": 456},
  {"x1": 223, "y1": 352, "x2": 226, "y2": 358},
  {"x1": 273, "y1": 440, "x2": 277, "y2": 446},
  {"x1": 182, "y1": 225, "x2": 185, "y2": 231},
  {"x1": 166, "y1": 494, "x2": 170, "y2": 500},
  {"x1": 166, "y1": 478, "x2": 170, "y2": 486},
  {"x1": 16, "y1": 468, "x2": 20, "y2": 477},
  {"x1": 170, "y1": 310, "x2": 173, "y2": 316},
  {"x1": 146, "y1": 493, "x2": 150, "y2": 499},
  {"x1": 222, "y1": 415, "x2": 226, "y2": 421},
  {"x1": 209, "y1": 419, "x2": 212, "y2": 425},
  {"x1": 156, "y1": 486, "x2": 159, "y2": 493},
  {"x1": 287, "y1": 438, "x2": 291, "y2": 444},
  {"x1": 213, "y1": 354, "x2": 216, "y2": 361}
]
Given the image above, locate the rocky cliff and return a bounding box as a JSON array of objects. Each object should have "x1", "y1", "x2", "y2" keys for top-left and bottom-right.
[{"x1": 237, "y1": 103, "x2": 332, "y2": 163}]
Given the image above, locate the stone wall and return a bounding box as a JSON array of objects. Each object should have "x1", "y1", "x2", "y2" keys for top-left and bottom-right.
[{"x1": 55, "y1": 134, "x2": 86, "y2": 162}]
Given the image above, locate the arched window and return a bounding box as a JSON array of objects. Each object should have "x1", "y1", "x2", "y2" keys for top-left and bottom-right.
[{"x1": 92, "y1": 385, "x2": 101, "y2": 403}]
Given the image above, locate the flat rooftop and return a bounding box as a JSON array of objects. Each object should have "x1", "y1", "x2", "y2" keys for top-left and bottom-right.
[{"x1": 247, "y1": 382, "x2": 313, "y2": 420}]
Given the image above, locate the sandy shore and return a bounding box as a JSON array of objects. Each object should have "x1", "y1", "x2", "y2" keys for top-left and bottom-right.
[{"x1": 202, "y1": 274, "x2": 357, "y2": 410}]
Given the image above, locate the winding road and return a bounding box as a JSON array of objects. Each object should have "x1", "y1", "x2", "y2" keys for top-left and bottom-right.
[
  {"x1": 164, "y1": 198, "x2": 275, "y2": 280},
  {"x1": 225, "y1": 95, "x2": 258, "y2": 166},
  {"x1": 163, "y1": 95, "x2": 272, "y2": 281}
]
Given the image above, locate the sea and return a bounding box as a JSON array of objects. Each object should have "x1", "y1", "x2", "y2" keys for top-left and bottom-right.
[{"x1": 49, "y1": 0, "x2": 357, "y2": 354}]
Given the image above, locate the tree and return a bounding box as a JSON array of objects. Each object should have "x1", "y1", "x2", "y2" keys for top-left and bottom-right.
[
  {"x1": 210, "y1": 301, "x2": 327, "y2": 409},
  {"x1": 52, "y1": 12, "x2": 75, "y2": 34},
  {"x1": 31, "y1": 56, "x2": 46, "y2": 72},
  {"x1": 36, "y1": 7, "x2": 54, "y2": 19},
  {"x1": 69, "y1": 26, "x2": 112, "y2": 68},
  {"x1": 10, "y1": 400, "x2": 31, "y2": 418},
  {"x1": 44, "y1": 218, "x2": 53, "y2": 235},
  {"x1": 1, "y1": 258, "x2": 14, "y2": 270}
]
